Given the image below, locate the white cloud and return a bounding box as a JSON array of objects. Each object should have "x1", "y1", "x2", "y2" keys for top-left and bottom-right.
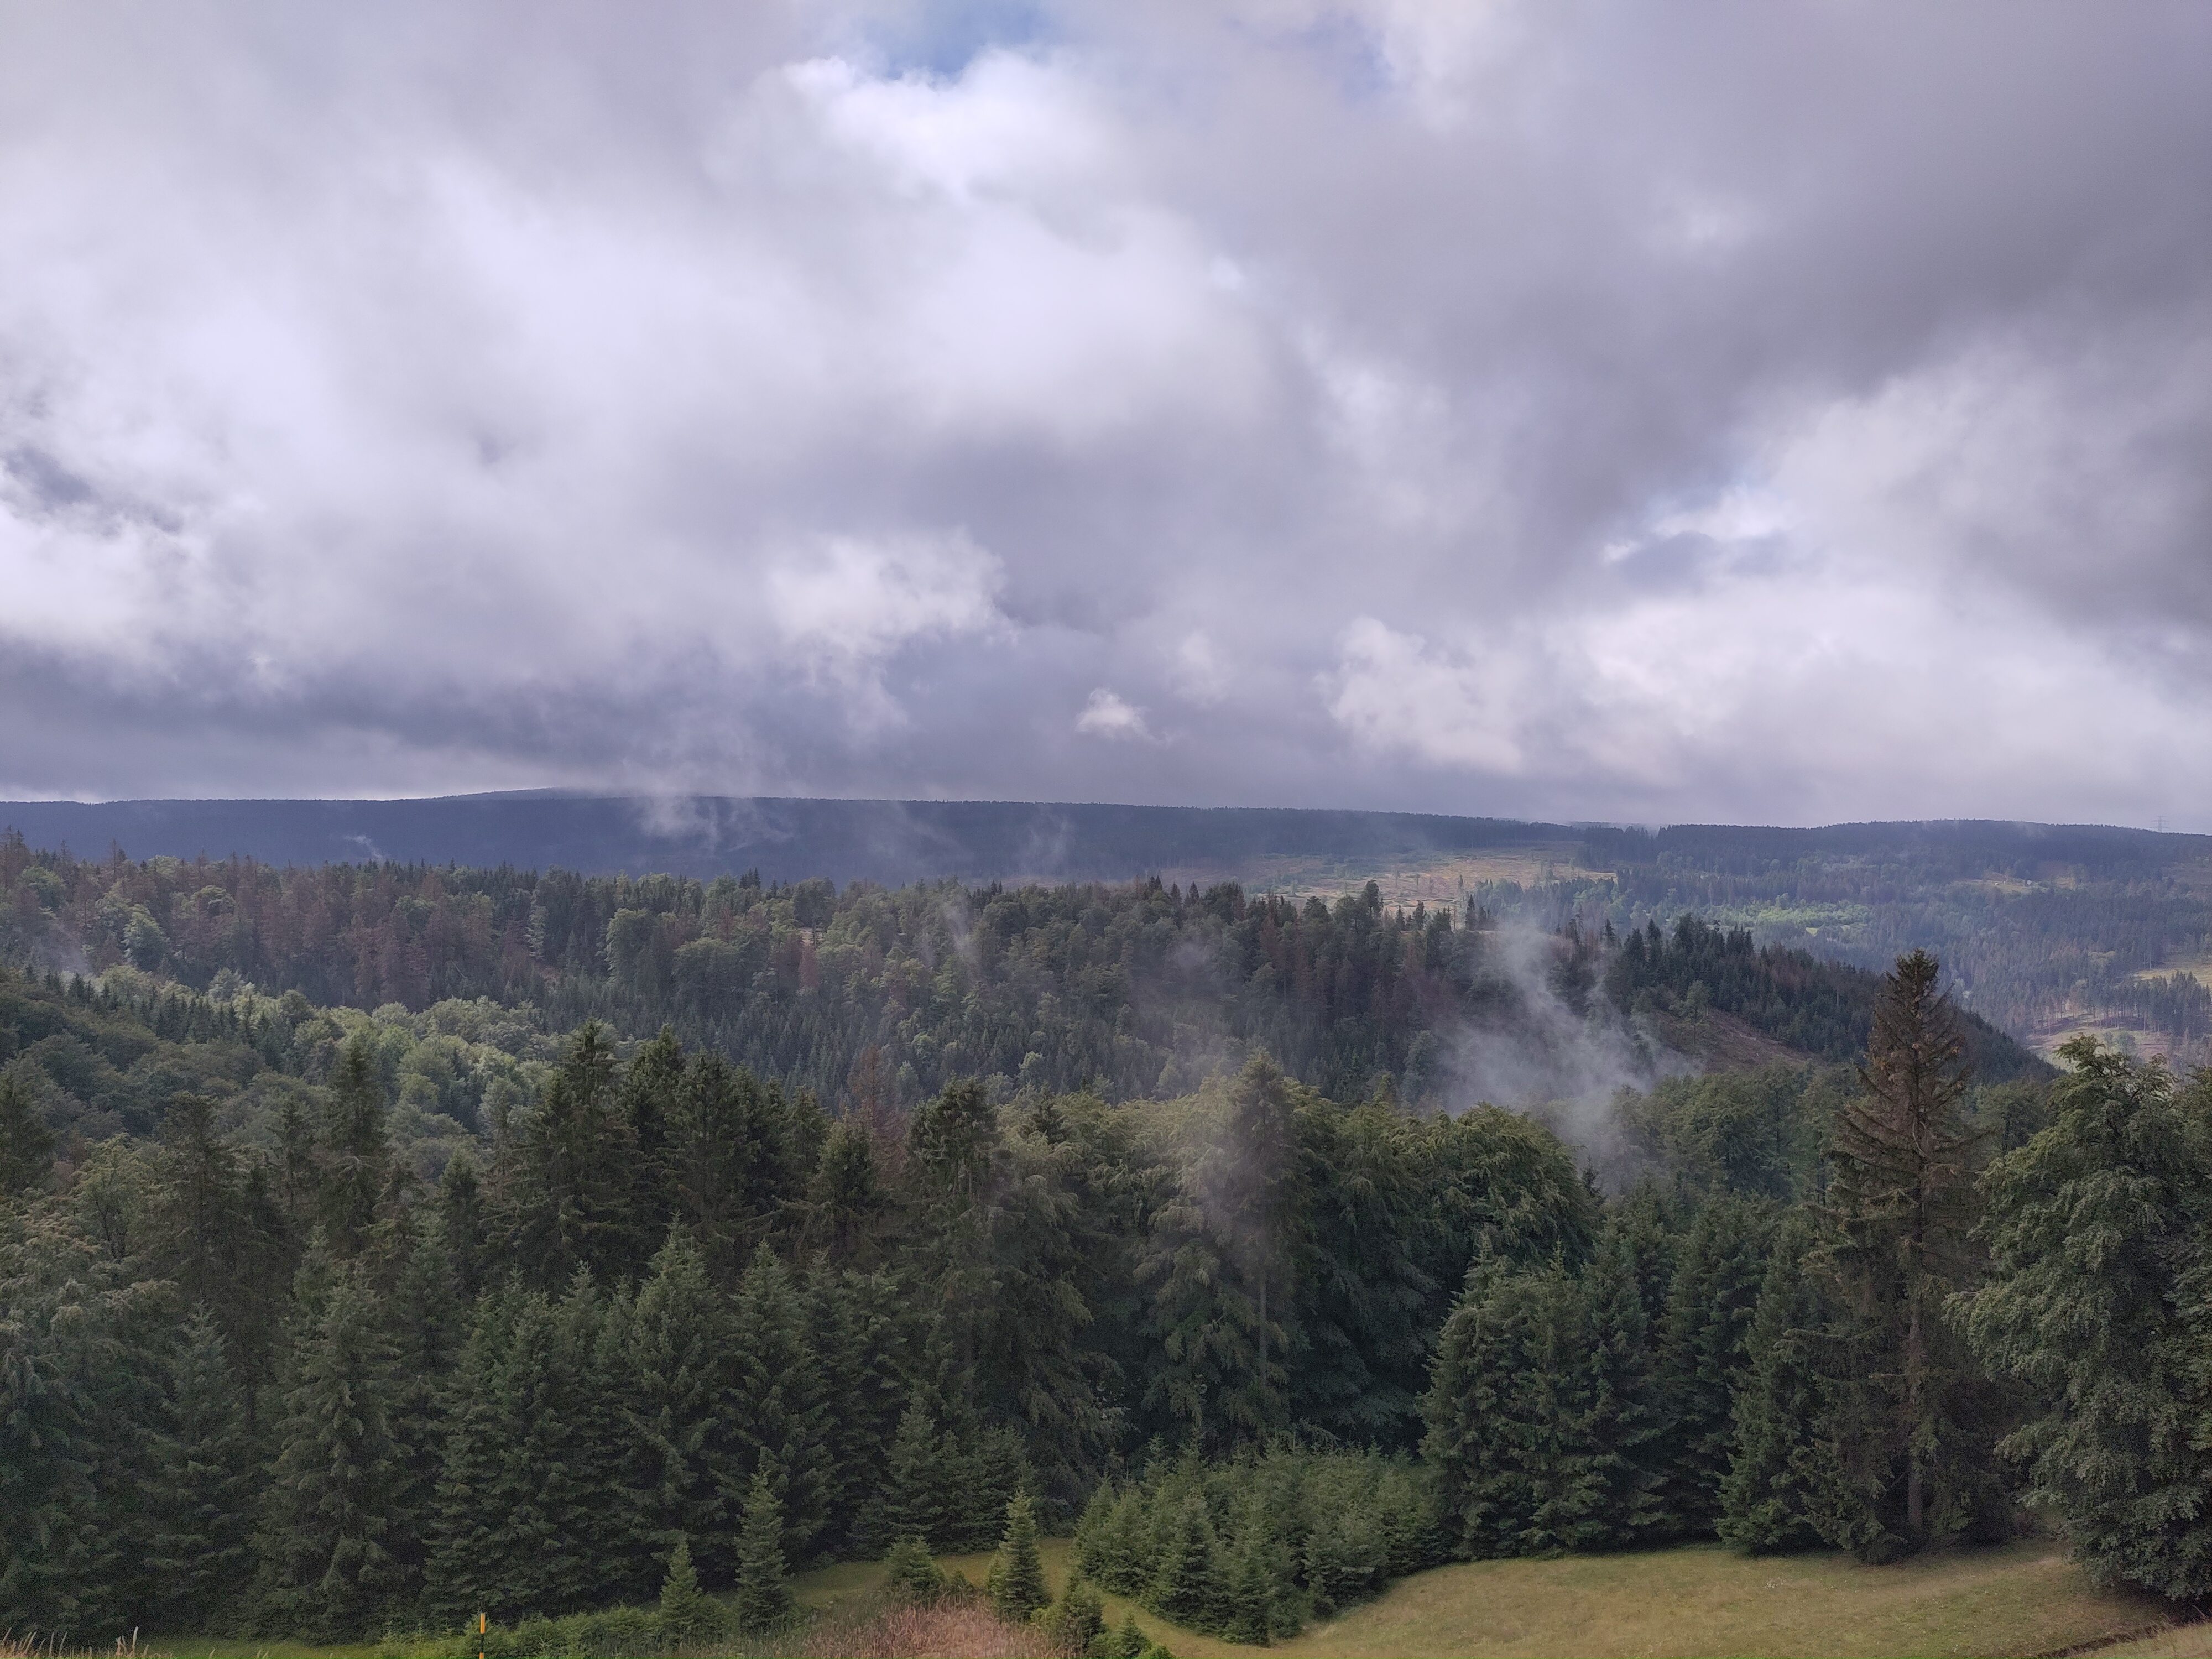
[
  {"x1": 765, "y1": 531, "x2": 1007, "y2": 724},
  {"x1": 1169, "y1": 630, "x2": 1231, "y2": 703},
  {"x1": 1076, "y1": 687, "x2": 1151, "y2": 740},
  {"x1": 1323, "y1": 619, "x2": 1525, "y2": 774},
  {"x1": 766, "y1": 531, "x2": 1005, "y2": 661}
]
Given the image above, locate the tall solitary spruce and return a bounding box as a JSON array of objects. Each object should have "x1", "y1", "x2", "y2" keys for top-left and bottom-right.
[{"x1": 1815, "y1": 948, "x2": 2005, "y2": 1556}]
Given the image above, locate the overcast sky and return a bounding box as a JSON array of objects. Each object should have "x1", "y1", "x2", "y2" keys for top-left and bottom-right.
[{"x1": 3, "y1": 2, "x2": 2209, "y2": 828}]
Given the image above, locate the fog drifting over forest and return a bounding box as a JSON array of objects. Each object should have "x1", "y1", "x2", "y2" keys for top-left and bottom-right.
[{"x1": 3, "y1": 1, "x2": 2209, "y2": 827}]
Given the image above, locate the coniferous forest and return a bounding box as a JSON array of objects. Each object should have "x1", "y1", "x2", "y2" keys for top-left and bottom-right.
[{"x1": 5, "y1": 843, "x2": 2212, "y2": 1650}]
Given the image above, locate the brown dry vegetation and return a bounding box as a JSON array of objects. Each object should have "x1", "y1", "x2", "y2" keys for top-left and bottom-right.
[{"x1": 797, "y1": 1600, "x2": 1062, "y2": 1658}]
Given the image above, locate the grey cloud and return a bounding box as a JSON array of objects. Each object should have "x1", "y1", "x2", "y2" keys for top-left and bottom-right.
[{"x1": 2, "y1": 1, "x2": 2210, "y2": 828}]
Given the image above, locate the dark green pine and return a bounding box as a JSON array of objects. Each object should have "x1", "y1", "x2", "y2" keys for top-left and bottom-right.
[
  {"x1": 144, "y1": 1311, "x2": 257, "y2": 1629},
  {"x1": 320, "y1": 1036, "x2": 390, "y2": 1259},
  {"x1": 734, "y1": 1473, "x2": 794, "y2": 1632},
  {"x1": 807, "y1": 1262, "x2": 908, "y2": 1558},
  {"x1": 257, "y1": 1262, "x2": 404, "y2": 1639},
  {"x1": 1650, "y1": 1196, "x2": 1776, "y2": 1539},
  {"x1": 1718, "y1": 1212, "x2": 1832, "y2": 1553},
  {"x1": 1147, "y1": 1490, "x2": 1219, "y2": 1629},
  {"x1": 1962, "y1": 1039, "x2": 2212, "y2": 1598},
  {"x1": 629, "y1": 1230, "x2": 743, "y2": 1583},
  {"x1": 875, "y1": 1404, "x2": 962, "y2": 1552},
  {"x1": 988, "y1": 1490, "x2": 1051, "y2": 1623},
  {"x1": 1573, "y1": 1218, "x2": 1666, "y2": 1550},
  {"x1": 733, "y1": 1244, "x2": 836, "y2": 1563}
]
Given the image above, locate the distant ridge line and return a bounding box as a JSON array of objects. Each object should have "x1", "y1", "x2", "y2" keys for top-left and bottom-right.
[
  {"x1": 2, "y1": 793, "x2": 2200, "y2": 888},
  {"x1": 0, "y1": 792, "x2": 1584, "y2": 886}
]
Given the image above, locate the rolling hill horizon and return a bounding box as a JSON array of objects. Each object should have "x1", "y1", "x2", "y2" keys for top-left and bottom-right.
[{"x1": 3, "y1": 789, "x2": 2203, "y2": 888}]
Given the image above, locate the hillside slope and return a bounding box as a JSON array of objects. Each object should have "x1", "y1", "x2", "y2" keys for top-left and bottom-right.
[
  {"x1": 804, "y1": 1538, "x2": 2174, "y2": 1659},
  {"x1": 1, "y1": 845, "x2": 2042, "y2": 1117}
]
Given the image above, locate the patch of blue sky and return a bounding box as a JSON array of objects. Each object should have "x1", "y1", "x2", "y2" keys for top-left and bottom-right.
[{"x1": 864, "y1": 0, "x2": 1054, "y2": 78}]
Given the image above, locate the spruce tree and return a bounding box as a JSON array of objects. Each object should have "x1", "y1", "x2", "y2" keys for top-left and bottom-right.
[
  {"x1": 616, "y1": 1026, "x2": 685, "y2": 1276},
  {"x1": 1651, "y1": 1197, "x2": 1775, "y2": 1538},
  {"x1": 877, "y1": 1404, "x2": 961, "y2": 1550},
  {"x1": 144, "y1": 1311, "x2": 255, "y2": 1629},
  {"x1": 1043, "y1": 1575, "x2": 1107, "y2": 1654},
  {"x1": 883, "y1": 1535, "x2": 945, "y2": 1603},
  {"x1": 808, "y1": 1118, "x2": 884, "y2": 1265},
  {"x1": 808, "y1": 1264, "x2": 907, "y2": 1557},
  {"x1": 1217, "y1": 1518, "x2": 1278, "y2": 1645},
  {"x1": 1576, "y1": 1219, "x2": 1665, "y2": 1548},
  {"x1": 630, "y1": 1230, "x2": 742, "y2": 1582},
  {"x1": 1814, "y1": 949, "x2": 2006, "y2": 1558},
  {"x1": 656, "y1": 1536, "x2": 723, "y2": 1644},
  {"x1": 258, "y1": 1261, "x2": 403, "y2": 1638},
  {"x1": 1282, "y1": 1098, "x2": 1436, "y2": 1445},
  {"x1": 436, "y1": 1151, "x2": 488, "y2": 1302},
  {"x1": 988, "y1": 1491, "x2": 1051, "y2": 1623},
  {"x1": 1961, "y1": 1039, "x2": 2212, "y2": 1596},
  {"x1": 1074, "y1": 1483, "x2": 1119, "y2": 1582},
  {"x1": 733, "y1": 1243, "x2": 834, "y2": 1562},
  {"x1": 1718, "y1": 1212, "x2": 1830, "y2": 1553},
  {"x1": 735, "y1": 1472, "x2": 794, "y2": 1632},
  {"x1": 963, "y1": 1424, "x2": 1037, "y2": 1552},
  {"x1": 1147, "y1": 1490, "x2": 1219, "y2": 1628},
  {"x1": 1139, "y1": 1060, "x2": 1303, "y2": 1447},
  {"x1": 383, "y1": 1212, "x2": 462, "y2": 1604},
  {"x1": 503, "y1": 1022, "x2": 633, "y2": 1288},
  {"x1": 322, "y1": 1036, "x2": 389, "y2": 1258},
  {"x1": 1421, "y1": 1260, "x2": 1593, "y2": 1557},
  {"x1": 153, "y1": 1095, "x2": 244, "y2": 1317},
  {"x1": 424, "y1": 1276, "x2": 634, "y2": 1620},
  {"x1": 570, "y1": 1279, "x2": 653, "y2": 1605},
  {"x1": 672, "y1": 1053, "x2": 813, "y2": 1287},
  {"x1": 421, "y1": 1291, "x2": 518, "y2": 1621},
  {"x1": 273, "y1": 1091, "x2": 321, "y2": 1253},
  {"x1": 0, "y1": 1217, "x2": 147, "y2": 1633}
]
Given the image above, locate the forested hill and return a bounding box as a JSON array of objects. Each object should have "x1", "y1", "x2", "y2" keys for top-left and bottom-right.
[
  {"x1": 1580, "y1": 820, "x2": 2212, "y2": 1062},
  {"x1": 8, "y1": 795, "x2": 2203, "y2": 1059},
  {"x1": 0, "y1": 792, "x2": 1572, "y2": 886},
  {"x1": 2, "y1": 837, "x2": 2040, "y2": 1133}
]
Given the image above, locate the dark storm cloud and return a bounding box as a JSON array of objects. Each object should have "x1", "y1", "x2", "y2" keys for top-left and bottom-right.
[{"x1": 3, "y1": 1, "x2": 2209, "y2": 826}]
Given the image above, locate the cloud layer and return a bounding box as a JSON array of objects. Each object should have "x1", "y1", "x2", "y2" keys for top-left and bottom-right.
[{"x1": 4, "y1": 0, "x2": 2210, "y2": 827}]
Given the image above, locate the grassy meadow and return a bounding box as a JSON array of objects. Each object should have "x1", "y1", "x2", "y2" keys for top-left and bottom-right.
[
  {"x1": 2111, "y1": 1626, "x2": 2212, "y2": 1658},
  {"x1": 120, "y1": 1535, "x2": 2190, "y2": 1659},
  {"x1": 812, "y1": 1537, "x2": 2181, "y2": 1659}
]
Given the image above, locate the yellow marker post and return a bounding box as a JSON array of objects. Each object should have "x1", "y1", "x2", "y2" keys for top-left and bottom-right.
[{"x1": 478, "y1": 1609, "x2": 487, "y2": 1659}]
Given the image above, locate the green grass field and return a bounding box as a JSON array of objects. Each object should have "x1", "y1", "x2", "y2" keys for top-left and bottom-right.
[{"x1": 137, "y1": 1536, "x2": 2189, "y2": 1658}]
